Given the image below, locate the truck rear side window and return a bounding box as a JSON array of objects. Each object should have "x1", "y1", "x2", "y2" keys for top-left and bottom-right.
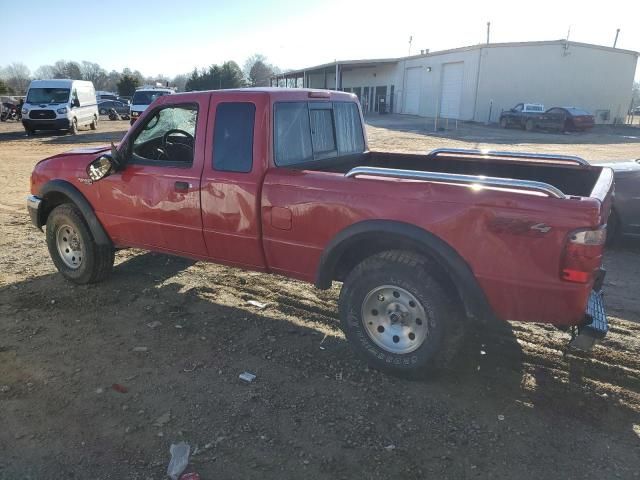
[
  {"x1": 274, "y1": 103, "x2": 313, "y2": 166},
  {"x1": 274, "y1": 101, "x2": 364, "y2": 166},
  {"x1": 213, "y1": 102, "x2": 256, "y2": 173}
]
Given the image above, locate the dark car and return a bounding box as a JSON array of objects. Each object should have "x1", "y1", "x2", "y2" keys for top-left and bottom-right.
[
  {"x1": 540, "y1": 107, "x2": 595, "y2": 132},
  {"x1": 596, "y1": 159, "x2": 640, "y2": 243},
  {"x1": 98, "y1": 100, "x2": 130, "y2": 116}
]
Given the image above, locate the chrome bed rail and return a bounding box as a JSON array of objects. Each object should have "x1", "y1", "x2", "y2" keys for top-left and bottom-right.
[
  {"x1": 345, "y1": 166, "x2": 567, "y2": 199},
  {"x1": 427, "y1": 148, "x2": 590, "y2": 167}
]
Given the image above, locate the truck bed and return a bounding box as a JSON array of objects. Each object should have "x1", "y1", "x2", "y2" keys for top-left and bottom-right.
[{"x1": 316, "y1": 149, "x2": 603, "y2": 198}]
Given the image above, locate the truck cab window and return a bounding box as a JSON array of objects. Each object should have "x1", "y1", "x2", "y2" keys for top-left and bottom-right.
[
  {"x1": 274, "y1": 101, "x2": 365, "y2": 166},
  {"x1": 213, "y1": 102, "x2": 255, "y2": 172},
  {"x1": 131, "y1": 105, "x2": 198, "y2": 165}
]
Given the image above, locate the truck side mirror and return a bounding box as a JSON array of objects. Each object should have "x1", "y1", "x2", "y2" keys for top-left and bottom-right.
[
  {"x1": 87, "y1": 154, "x2": 115, "y2": 182},
  {"x1": 73, "y1": 98, "x2": 80, "y2": 108}
]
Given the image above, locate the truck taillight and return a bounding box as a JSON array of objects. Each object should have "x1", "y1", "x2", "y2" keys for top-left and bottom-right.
[{"x1": 561, "y1": 228, "x2": 606, "y2": 283}]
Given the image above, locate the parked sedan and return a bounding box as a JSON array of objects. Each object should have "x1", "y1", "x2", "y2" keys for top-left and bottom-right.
[
  {"x1": 98, "y1": 100, "x2": 130, "y2": 116},
  {"x1": 597, "y1": 159, "x2": 640, "y2": 243},
  {"x1": 543, "y1": 107, "x2": 595, "y2": 132}
]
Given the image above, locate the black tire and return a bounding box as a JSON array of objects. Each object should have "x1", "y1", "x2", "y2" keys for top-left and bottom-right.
[
  {"x1": 525, "y1": 119, "x2": 535, "y2": 131},
  {"x1": 69, "y1": 118, "x2": 78, "y2": 135},
  {"x1": 45, "y1": 204, "x2": 114, "y2": 284},
  {"x1": 339, "y1": 250, "x2": 463, "y2": 376},
  {"x1": 25, "y1": 129, "x2": 36, "y2": 136},
  {"x1": 90, "y1": 116, "x2": 98, "y2": 130},
  {"x1": 500, "y1": 117, "x2": 508, "y2": 128}
]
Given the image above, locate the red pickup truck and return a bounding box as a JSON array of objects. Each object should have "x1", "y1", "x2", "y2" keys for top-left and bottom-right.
[{"x1": 27, "y1": 88, "x2": 614, "y2": 375}]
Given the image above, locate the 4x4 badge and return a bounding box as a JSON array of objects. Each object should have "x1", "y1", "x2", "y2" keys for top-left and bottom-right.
[{"x1": 530, "y1": 223, "x2": 551, "y2": 233}]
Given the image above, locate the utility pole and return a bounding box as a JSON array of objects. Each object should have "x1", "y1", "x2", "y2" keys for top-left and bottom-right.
[
  {"x1": 486, "y1": 22, "x2": 491, "y2": 44},
  {"x1": 408, "y1": 35, "x2": 413, "y2": 56},
  {"x1": 613, "y1": 28, "x2": 620, "y2": 48}
]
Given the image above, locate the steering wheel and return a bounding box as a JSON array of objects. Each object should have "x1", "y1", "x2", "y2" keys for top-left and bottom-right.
[
  {"x1": 156, "y1": 129, "x2": 194, "y2": 161},
  {"x1": 163, "y1": 129, "x2": 193, "y2": 147}
]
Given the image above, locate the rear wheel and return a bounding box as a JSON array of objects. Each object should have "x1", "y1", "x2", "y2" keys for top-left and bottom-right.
[
  {"x1": 525, "y1": 119, "x2": 535, "y2": 131},
  {"x1": 25, "y1": 128, "x2": 36, "y2": 136},
  {"x1": 339, "y1": 250, "x2": 463, "y2": 375},
  {"x1": 45, "y1": 204, "x2": 114, "y2": 284},
  {"x1": 500, "y1": 117, "x2": 508, "y2": 128}
]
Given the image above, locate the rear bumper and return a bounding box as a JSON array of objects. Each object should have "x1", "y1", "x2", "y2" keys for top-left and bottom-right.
[
  {"x1": 27, "y1": 194, "x2": 42, "y2": 229},
  {"x1": 23, "y1": 118, "x2": 71, "y2": 130}
]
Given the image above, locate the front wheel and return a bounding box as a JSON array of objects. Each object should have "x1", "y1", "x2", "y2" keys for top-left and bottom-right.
[
  {"x1": 69, "y1": 118, "x2": 78, "y2": 135},
  {"x1": 45, "y1": 204, "x2": 114, "y2": 284},
  {"x1": 339, "y1": 251, "x2": 462, "y2": 375},
  {"x1": 90, "y1": 116, "x2": 98, "y2": 130}
]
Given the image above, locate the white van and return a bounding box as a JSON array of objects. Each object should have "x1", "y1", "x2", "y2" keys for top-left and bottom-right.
[
  {"x1": 22, "y1": 79, "x2": 98, "y2": 135},
  {"x1": 130, "y1": 85, "x2": 175, "y2": 125}
]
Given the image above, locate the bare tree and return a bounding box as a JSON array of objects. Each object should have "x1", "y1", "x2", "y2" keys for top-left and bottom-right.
[
  {"x1": 1, "y1": 62, "x2": 31, "y2": 94},
  {"x1": 33, "y1": 65, "x2": 55, "y2": 80},
  {"x1": 51, "y1": 60, "x2": 82, "y2": 79},
  {"x1": 243, "y1": 54, "x2": 278, "y2": 87},
  {"x1": 172, "y1": 74, "x2": 188, "y2": 92},
  {"x1": 80, "y1": 61, "x2": 107, "y2": 89}
]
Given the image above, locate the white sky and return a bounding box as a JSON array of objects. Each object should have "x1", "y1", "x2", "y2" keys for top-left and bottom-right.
[{"x1": 1, "y1": 0, "x2": 638, "y2": 79}]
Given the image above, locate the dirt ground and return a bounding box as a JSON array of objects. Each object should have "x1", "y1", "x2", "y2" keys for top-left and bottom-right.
[{"x1": 0, "y1": 118, "x2": 639, "y2": 480}]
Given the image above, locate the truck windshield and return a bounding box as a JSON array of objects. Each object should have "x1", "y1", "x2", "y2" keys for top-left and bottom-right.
[
  {"x1": 132, "y1": 91, "x2": 169, "y2": 105},
  {"x1": 26, "y1": 88, "x2": 70, "y2": 104}
]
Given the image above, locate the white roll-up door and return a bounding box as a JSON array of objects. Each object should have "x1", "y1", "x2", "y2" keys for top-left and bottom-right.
[
  {"x1": 440, "y1": 62, "x2": 464, "y2": 119},
  {"x1": 403, "y1": 67, "x2": 421, "y2": 115}
]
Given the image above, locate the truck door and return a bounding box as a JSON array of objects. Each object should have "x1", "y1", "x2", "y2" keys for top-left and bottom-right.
[
  {"x1": 96, "y1": 94, "x2": 209, "y2": 256},
  {"x1": 199, "y1": 92, "x2": 269, "y2": 270}
]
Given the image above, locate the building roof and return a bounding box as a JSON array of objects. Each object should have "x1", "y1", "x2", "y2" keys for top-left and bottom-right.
[{"x1": 274, "y1": 40, "x2": 639, "y2": 78}]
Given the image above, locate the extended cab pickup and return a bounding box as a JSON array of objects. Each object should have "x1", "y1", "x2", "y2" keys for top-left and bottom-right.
[{"x1": 28, "y1": 88, "x2": 614, "y2": 374}]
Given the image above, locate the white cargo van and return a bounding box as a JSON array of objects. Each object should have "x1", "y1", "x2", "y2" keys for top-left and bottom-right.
[
  {"x1": 22, "y1": 79, "x2": 98, "y2": 135},
  {"x1": 129, "y1": 85, "x2": 174, "y2": 125}
]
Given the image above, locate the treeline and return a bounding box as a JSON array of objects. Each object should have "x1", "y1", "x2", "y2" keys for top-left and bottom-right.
[{"x1": 0, "y1": 54, "x2": 281, "y2": 96}]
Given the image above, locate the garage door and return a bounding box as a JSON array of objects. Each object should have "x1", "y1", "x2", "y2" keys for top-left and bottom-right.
[
  {"x1": 403, "y1": 67, "x2": 421, "y2": 115},
  {"x1": 440, "y1": 62, "x2": 464, "y2": 119}
]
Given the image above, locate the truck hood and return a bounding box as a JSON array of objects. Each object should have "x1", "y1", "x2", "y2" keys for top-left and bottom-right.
[
  {"x1": 31, "y1": 145, "x2": 114, "y2": 195},
  {"x1": 35, "y1": 145, "x2": 111, "y2": 167}
]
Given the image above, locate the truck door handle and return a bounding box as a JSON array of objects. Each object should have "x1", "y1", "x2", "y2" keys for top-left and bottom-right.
[{"x1": 174, "y1": 181, "x2": 190, "y2": 192}]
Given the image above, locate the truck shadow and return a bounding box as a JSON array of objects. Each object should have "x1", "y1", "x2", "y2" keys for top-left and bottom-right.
[{"x1": 2, "y1": 251, "x2": 638, "y2": 476}]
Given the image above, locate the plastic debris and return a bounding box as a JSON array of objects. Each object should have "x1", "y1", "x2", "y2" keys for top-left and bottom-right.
[
  {"x1": 111, "y1": 383, "x2": 128, "y2": 394},
  {"x1": 180, "y1": 473, "x2": 200, "y2": 480},
  {"x1": 247, "y1": 300, "x2": 267, "y2": 309},
  {"x1": 147, "y1": 320, "x2": 162, "y2": 329},
  {"x1": 384, "y1": 444, "x2": 396, "y2": 451},
  {"x1": 239, "y1": 372, "x2": 256, "y2": 383},
  {"x1": 167, "y1": 442, "x2": 191, "y2": 480},
  {"x1": 154, "y1": 412, "x2": 171, "y2": 427},
  {"x1": 480, "y1": 350, "x2": 487, "y2": 355},
  {"x1": 132, "y1": 346, "x2": 148, "y2": 352},
  {"x1": 498, "y1": 414, "x2": 505, "y2": 421}
]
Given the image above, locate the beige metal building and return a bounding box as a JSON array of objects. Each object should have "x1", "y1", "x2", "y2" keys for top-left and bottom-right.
[{"x1": 272, "y1": 40, "x2": 638, "y2": 124}]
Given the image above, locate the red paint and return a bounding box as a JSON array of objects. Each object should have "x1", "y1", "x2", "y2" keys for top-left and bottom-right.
[{"x1": 30, "y1": 88, "x2": 612, "y2": 328}]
